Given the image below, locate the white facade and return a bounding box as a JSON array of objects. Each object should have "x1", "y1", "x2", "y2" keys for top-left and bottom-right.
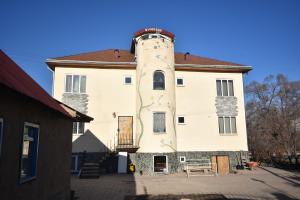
[{"x1": 48, "y1": 28, "x2": 252, "y2": 173}]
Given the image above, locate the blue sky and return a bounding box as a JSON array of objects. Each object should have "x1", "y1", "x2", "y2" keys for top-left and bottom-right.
[{"x1": 1, "y1": 0, "x2": 299, "y2": 94}]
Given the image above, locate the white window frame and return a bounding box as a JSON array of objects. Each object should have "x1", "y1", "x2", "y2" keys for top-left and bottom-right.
[
  {"x1": 0, "y1": 118, "x2": 3, "y2": 157},
  {"x1": 123, "y1": 75, "x2": 132, "y2": 85},
  {"x1": 176, "y1": 77, "x2": 184, "y2": 87},
  {"x1": 177, "y1": 116, "x2": 186, "y2": 125},
  {"x1": 20, "y1": 122, "x2": 40, "y2": 183},
  {"x1": 216, "y1": 79, "x2": 234, "y2": 96},
  {"x1": 64, "y1": 74, "x2": 87, "y2": 94},
  {"x1": 153, "y1": 112, "x2": 166, "y2": 133},
  {"x1": 218, "y1": 116, "x2": 237, "y2": 135},
  {"x1": 73, "y1": 122, "x2": 85, "y2": 135},
  {"x1": 179, "y1": 156, "x2": 186, "y2": 163},
  {"x1": 153, "y1": 155, "x2": 168, "y2": 173}
]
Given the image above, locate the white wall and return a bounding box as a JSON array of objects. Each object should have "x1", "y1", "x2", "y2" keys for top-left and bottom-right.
[
  {"x1": 52, "y1": 67, "x2": 248, "y2": 153},
  {"x1": 53, "y1": 67, "x2": 136, "y2": 152},
  {"x1": 175, "y1": 71, "x2": 248, "y2": 151}
]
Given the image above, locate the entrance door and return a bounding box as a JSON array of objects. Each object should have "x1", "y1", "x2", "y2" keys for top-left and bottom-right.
[
  {"x1": 212, "y1": 155, "x2": 230, "y2": 176},
  {"x1": 118, "y1": 116, "x2": 133, "y2": 145}
]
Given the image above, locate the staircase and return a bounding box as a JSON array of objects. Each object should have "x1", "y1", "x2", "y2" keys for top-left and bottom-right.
[
  {"x1": 79, "y1": 162, "x2": 100, "y2": 179},
  {"x1": 79, "y1": 152, "x2": 117, "y2": 179}
]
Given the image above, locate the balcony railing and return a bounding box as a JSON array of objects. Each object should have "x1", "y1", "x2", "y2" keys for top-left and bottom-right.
[{"x1": 116, "y1": 136, "x2": 139, "y2": 153}]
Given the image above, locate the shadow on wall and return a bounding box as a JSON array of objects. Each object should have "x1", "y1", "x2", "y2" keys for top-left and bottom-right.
[{"x1": 72, "y1": 130, "x2": 110, "y2": 153}]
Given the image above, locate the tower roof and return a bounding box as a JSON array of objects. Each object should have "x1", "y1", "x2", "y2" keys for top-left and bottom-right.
[{"x1": 133, "y1": 28, "x2": 175, "y2": 40}]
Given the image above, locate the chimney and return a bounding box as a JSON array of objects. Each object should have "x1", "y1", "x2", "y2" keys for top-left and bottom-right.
[
  {"x1": 184, "y1": 52, "x2": 190, "y2": 60},
  {"x1": 114, "y1": 49, "x2": 120, "y2": 59}
]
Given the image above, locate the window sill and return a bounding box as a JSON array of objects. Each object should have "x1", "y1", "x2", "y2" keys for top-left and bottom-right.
[
  {"x1": 177, "y1": 123, "x2": 186, "y2": 125},
  {"x1": 219, "y1": 133, "x2": 238, "y2": 136},
  {"x1": 216, "y1": 95, "x2": 235, "y2": 97},
  {"x1": 153, "y1": 132, "x2": 167, "y2": 135},
  {"x1": 20, "y1": 176, "x2": 36, "y2": 184},
  {"x1": 176, "y1": 85, "x2": 185, "y2": 87},
  {"x1": 73, "y1": 133, "x2": 84, "y2": 136},
  {"x1": 64, "y1": 92, "x2": 87, "y2": 94}
]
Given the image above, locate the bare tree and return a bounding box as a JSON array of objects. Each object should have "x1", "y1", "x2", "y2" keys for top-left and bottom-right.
[{"x1": 246, "y1": 74, "x2": 300, "y2": 165}]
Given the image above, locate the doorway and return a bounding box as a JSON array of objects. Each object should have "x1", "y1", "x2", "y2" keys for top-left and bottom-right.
[
  {"x1": 211, "y1": 155, "x2": 230, "y2": 176},
  {"x1": 153, "y1": 155, "x2": 167, "y2": 173},
  {"x1": 118, "y1": 116, "x2": 133, "y2": 145}
]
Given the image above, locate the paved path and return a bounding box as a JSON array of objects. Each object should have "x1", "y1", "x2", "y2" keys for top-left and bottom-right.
[{"x1": 71, "y1": 167, "x2": 300, "y2": 200}]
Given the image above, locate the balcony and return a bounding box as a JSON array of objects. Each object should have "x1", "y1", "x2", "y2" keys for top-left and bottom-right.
[{"x1": 116, "y1": 137, "x2": 139, "y2": 153}]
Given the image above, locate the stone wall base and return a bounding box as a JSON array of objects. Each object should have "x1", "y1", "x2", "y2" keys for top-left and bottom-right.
[{"x1": 129, "y1": 151, "x2": 249, "y2": 175}]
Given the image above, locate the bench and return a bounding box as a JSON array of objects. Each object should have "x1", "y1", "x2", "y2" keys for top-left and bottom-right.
[{"x1": 184, "y1": 159, "x2": 216, "y2": 177}]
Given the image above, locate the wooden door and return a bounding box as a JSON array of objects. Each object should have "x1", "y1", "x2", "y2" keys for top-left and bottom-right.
[
  {"x1": 118, "y1": 116, "x2": 133, "y2": 145},
  {"x1": 216, "y1": 156, "x2": 230, "y2": 176}
]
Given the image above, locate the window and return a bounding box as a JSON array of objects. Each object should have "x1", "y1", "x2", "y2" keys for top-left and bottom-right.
[
  {"x1": 179, "y1": 156, "x2": 186, "y2": 163},
  {"x1": 65, "y1": 75, "x2": 86, "y2": 93},
  {"x1": 124, "y1": 76, "x2": 132, "y2": 85},
  {"x1": 216, "y1": 80, "x2": 234, "y2": 96},
  {"x1": 20, "y1": 123, "x2": 39, "y2": 183},
  {"x1": 153, "y1": 71, "x2": 165, "y2": 90},
  {"x1": 153, "y1": 112, "x2": 166, "y2": 133},
  {"x1": 218, "y1": 117, "x2": 237, "y2": 134},
  {"x1": 177, "y1": 116, "x2": 185, "y2": 124},
  {"x1": 154, "y1": 156, "x2": 167, "y2": 173},
  {"x1": 0, "y1": 118, "x2": 3, "y2": 156},
  {"x1": 176, "y1": 78, "x2": 184, "y2": 86},
  {"x1": 71, "y1": 155, "x2": 79, "y2": 173},
  {"x1": 73, "y1": 122, "x2": 85, "y2": 134}
]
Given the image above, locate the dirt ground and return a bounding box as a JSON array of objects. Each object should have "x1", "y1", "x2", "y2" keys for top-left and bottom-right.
[{"x1": 71, "y1": 167, "x2": 300, "y2": 200}]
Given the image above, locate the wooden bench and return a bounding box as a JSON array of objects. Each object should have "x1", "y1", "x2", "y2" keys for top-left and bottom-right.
[{"x1": 184, "y1": 159, "x2": 216, "y2": 177}]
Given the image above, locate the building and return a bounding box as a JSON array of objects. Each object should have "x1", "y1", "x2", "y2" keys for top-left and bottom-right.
[
  {"x1": 0, "y1": 50, "x2": 93, "y2": 200},
  {"x1": 47, "y1": 28, "x2": 252, "y2": 175}
]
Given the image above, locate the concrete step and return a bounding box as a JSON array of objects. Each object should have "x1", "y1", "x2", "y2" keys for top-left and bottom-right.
[
  {"x1": 79, "y1": 174, "x2": 100, "y2": 179},
  {"x1": 81, "y1": 166, "x2": 99, "y2": 170},
  {"x1": 80, "y1": 169, "x2": 99, "y2": 174}
]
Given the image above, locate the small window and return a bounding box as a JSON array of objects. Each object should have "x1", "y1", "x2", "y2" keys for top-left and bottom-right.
[
  {"x1": 218, "y1": 117, "x2": 237, "y2": 134},
  {"x1": 176, "y1": 78, "x2": 184, "y2": 86},
  {"x1": 153, "y1": 112, "x2": 166, "y2": 133},
  {"x1": 73, "y1": 122, "x2": 85, "y2": 134},
  {"x1": 153, "y1": 71, "x2": 165, "y2": 90},
  {"x1": 0, "y1": 118, "x2": 3, "y2": 156},
  {"x1": 179, "y1": 156, "x2": 186, "y2": 163},
  {"x1": 124, "y1": 76, "x2": 132, "y2": 85},
  {"x1": 178, "y1": 116, "x2": 185, "y2": 124},
  {"x1": 20, "y1": 123, "x2": 39, "y2": 183},
  {"x1": 65, "y1": 75, "x2": 87, "y2": 93},
  {"x1": 216, "y1": 79, "x2": 234, "y2": 96}
]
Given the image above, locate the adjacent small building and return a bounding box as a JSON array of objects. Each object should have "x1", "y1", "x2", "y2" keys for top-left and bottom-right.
[
  {"x1": 47, "y1": 28, "x2": 252, "y2": 175},
  {"x1": 0, "y1": 50, "x2": 92, "y2": 200}
]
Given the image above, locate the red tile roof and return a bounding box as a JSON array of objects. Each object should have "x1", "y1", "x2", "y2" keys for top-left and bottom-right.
[
  {"x1": 175, "y1": 52, "x2": 244, "y2": 66},
  {"x1": 54, "y1": 49, "x2": 135, "y2": 62},
  {"x1": 0, "y1": 50, "x2": 73, "y2": 118},
  {"x1": 50, "y1": 49, "x2": 245, "y2": 66}
]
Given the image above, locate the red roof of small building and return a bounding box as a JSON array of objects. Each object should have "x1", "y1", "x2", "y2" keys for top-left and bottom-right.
[{"x1": 0, "y1": 50, "x2": 74, "y2": 119}]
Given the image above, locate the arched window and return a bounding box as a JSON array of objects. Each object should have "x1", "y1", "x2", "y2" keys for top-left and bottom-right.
[{"x1": 153, "y1": 70, "x2": 165, "y2": 90}]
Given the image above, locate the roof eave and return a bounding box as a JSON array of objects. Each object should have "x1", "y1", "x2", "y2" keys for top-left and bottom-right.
[
  {"x1": 175, "y1": 64, "x2": 252, "y2": 73},
  {"x1": 46, "y1": 59, "x2": 137, "y2": 70}
]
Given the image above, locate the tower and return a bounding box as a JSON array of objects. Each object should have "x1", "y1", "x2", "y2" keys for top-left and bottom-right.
[{"x1": 133, "y1": 28, "x2": 177, "y2": 153}]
